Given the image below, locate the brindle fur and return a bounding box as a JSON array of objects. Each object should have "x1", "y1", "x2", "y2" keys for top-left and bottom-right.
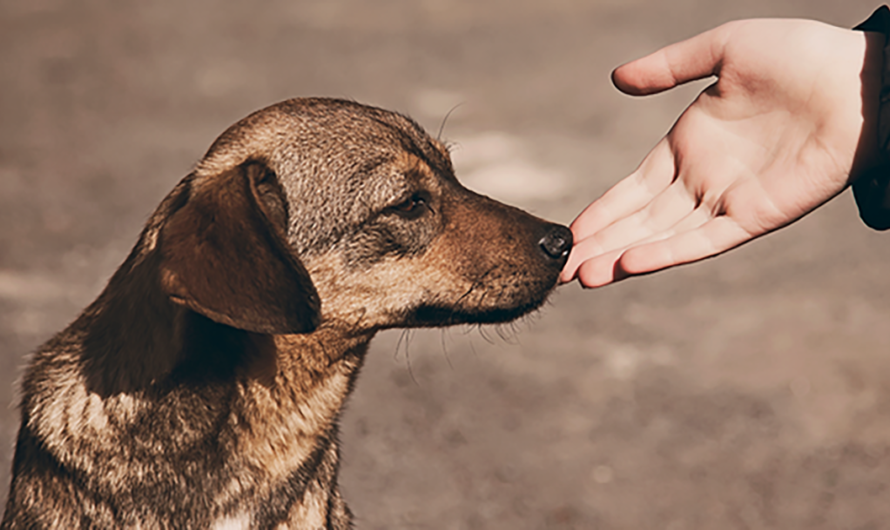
[{"x1": 1, "y1": 98, "x2": 571, "y2": 529}]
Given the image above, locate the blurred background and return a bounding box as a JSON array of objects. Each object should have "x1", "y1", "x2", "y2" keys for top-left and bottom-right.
[{"x1": 3, "y1": 0, "x2": 890, "y2": 528}]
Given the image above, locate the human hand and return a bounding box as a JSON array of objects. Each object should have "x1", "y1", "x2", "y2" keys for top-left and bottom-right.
[{"x1": 562, "y1": 19, "x2": 884, "y2": 288}]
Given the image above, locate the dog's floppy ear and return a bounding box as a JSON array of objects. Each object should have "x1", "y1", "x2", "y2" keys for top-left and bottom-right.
[{"x1": 158, "y1": 161, "x2": 320, "y2": 334}]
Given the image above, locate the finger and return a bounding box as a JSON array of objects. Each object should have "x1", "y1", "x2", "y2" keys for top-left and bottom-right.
[
  {"x1": 618, "y1": 215, "x2": 753, "y2": 276},
  {"x1": 564, "y1": 205, "x2": 711, "y2": 286},
  {"x1": 570, "y1": 140, "x2": 676, "y2": 241},
  {"x1": 578, "y1": 180, "x2": 698, "y2": 257},
  {"x1": 561, "y1": 231, "x2": 609, "y2": 283},
  {"x1": 612, "y1": 24, "x2": 730, "y2": 96},
  {"x1": 573, "y1": 248, "x2": 626, "y2": 288}
]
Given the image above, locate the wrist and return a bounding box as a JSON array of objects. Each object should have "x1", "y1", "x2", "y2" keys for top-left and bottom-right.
[{"x1": 849, "y1": 30, "x2": 885, "y2": 178}]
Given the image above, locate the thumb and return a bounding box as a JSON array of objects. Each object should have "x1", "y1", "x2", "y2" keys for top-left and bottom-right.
[{"x1": 612, "y1": 24, "x2": 729, "y2": 96}]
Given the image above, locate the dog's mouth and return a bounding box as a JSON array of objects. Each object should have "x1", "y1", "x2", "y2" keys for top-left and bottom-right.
[
  {"x1": 408, "y1": 301, "x2": 546, "y2": 327},
  {"x1": 404, "y1": 272, "x2": 560, "y2": 327}
]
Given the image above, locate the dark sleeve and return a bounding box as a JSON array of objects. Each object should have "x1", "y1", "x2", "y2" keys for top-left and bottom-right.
[{"x1": 853, "y1": 6, "x2": 890, "y2": 230}]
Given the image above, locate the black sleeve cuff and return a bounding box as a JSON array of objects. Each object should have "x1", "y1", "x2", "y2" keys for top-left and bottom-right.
[{"x1": 853, "y1": 6, "x2": 890, "y2": 230}]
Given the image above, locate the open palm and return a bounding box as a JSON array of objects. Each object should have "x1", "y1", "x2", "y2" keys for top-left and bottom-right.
[{"x1": 562, "y1": 19, "x2": 882, "y2": 288}]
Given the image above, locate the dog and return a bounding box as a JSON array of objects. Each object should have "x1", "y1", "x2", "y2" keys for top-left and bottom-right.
[{"x1": 1, "y1": 98, "x2": 572, "y2": 529}]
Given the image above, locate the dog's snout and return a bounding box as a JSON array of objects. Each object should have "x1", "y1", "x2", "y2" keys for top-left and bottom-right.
[{"x1": 538, "y1": 225, "x2": 573, "y2": 263}]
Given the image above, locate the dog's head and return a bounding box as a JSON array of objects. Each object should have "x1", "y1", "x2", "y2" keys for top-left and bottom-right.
[{"x1": 152, "y1": 98, "x2": 571, "y2": 335}]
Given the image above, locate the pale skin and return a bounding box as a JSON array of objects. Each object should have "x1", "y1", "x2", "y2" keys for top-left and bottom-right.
[{"x1": 561, "y1": 19, "x2": 886, "y2": 288}]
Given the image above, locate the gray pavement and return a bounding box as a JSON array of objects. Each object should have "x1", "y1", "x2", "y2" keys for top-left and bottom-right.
[{"x1": 2, "y1": 1, "x2": 890, "y2": 528}]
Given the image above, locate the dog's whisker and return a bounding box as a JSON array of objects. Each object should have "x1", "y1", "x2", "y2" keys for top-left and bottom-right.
[
  {"x1": 467, "y1": 330, "x2": 479, "y2": 359},
  {"x1": 436, "y1": 103, "x2": 464, "y2": 142},
  {"x1": 454, "y1": 280, "x2": 480, "y2": 307},
  {"x1": 494, "y1": 324, "x2": 516, "y2": 344},
  {"x1": 394, "y1": 328, "x2": 409, "y2": 362},
  {"x1": 439, "y1": 329, "x2": 454, "y2": 370},
  {"x1": 392, "y1": 329, "x2": 420, "y2": 386},
  {"x1": 477, "y1": 325, "x2": 496, "y2": 345},
  {"x1": 447, "y1": 266, "x2": 500, "y2": 327},
  {"x1": 403, "y1": 330, "x2": 420, "y2": 387}
]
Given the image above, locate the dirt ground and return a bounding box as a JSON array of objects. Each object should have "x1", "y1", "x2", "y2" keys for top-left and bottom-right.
[{"x1": 3, "y1": 0, "x2": 890, "y2": 528}]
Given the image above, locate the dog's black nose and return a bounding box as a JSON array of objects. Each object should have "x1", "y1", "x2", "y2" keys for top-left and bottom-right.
[{"x1": 538, "y1": 225, "x2": 573, "y2": 263}]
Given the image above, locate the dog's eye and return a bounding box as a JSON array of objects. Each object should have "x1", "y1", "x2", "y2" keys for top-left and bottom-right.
[{"x1": 389, "y1": 192, "x2": 429, "y2": 219}]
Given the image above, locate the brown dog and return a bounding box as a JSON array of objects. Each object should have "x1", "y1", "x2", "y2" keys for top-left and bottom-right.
[{"x1": 1, "y1": 98, "x2": 571, "y2": 529}]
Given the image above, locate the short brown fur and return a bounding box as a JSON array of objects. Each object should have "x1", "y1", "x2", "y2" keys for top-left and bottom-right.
[{"x1": 1, "y1": 98, "x2": 571, "y2": 529}]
